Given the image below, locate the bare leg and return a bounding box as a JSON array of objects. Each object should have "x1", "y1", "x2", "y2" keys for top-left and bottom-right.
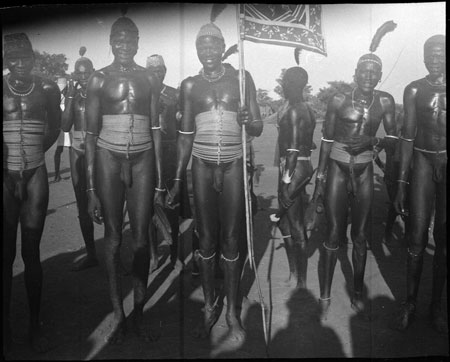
[
  {"x1": 20, "y1": 165, "x2": 50, "y2": 352},
  {"x1": 96, "y1": 149, "x2": 127, "y2": 344},
  {"x1": 319, "y1": 160, "x2": 348, "y2": 321},
  {"x1": 3, "y1": 174, "x2": 20, "y2": 354},
  {"x1": 429, "y1": 182, "x2": 447, "y2": 334},
  {"x1": 69, "y1": 149, "x2": 98, "y2": 271},
  {"x1": 53, "y1": 145, "x2": 63, "y2": 182}
]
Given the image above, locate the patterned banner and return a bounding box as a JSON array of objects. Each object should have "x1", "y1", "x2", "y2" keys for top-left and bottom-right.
[{"x1": 241, "y1": 4, "x2": 327, "y2": 56}]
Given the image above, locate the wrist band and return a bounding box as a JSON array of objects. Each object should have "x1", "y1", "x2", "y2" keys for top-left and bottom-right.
[
  {"x1": 86, "y1": 188, "x2": 96, "y2": 192},
  {"x1": 385, "y1": 135, "x2": 399, "y2": 139},
  {"x1": 287, "y1": 148, "x2": 299, "y2": 153},
  {"x1": 152, "y1": 126, "x2": 161, "y2": 130},
  {"x1": 173, "y1": 178, "x2": 182, "y2": 182},
  {"x1": 178, "y1": 130, "x2": 194, "y2": 134},
  {"x1": 400, "y1": 136, "x2": 414, "y2": 142},
  {"x1": 67, "y1": 96, "x2": 74, "y2": 99},
  {"x1": 155, "y1": 187, "x2": 166, "y2": 192},
  {"x1": 397, "y1": 180, "x2": 409, "y2": 184},
  {"x1": 86, "y1": 131, "x2": 98, "y2": 136},
  {"x1": 321, "y1": 137, "x2": 334, "y2": 143}
]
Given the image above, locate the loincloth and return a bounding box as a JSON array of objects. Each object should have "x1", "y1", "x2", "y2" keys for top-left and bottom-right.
[
  {"x1": 3, "y1": 119, "x2": 45, "y2": 173},
  {"x1": 97, "y1": 114, "x2": 152, "y2": 157},
  {"x1": 414, "y1": 147, "x2": 447, "y2": 183},
  {"x1": 330, "y1": 141, "x2": 373, "y2": 196},
  {"x1": 192, "y1": 110, "x2": 245, "y2": 164}
]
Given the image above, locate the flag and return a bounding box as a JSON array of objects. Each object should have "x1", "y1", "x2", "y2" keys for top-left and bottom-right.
[{"x1": 241, "y1": 4, "x2": 327, "y2": 56}]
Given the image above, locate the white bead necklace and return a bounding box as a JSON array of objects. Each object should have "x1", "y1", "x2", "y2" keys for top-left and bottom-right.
[{"x1": 7, "y1": 75, "x2": 35, "y2": 97}]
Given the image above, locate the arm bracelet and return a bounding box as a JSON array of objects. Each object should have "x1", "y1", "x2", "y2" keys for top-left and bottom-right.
[
  {"x1": 155, "y1": 187, "x2": 166, "y2": 192},
  {"x1": 152, "y1": 126, "x2": 161, "y2": 130},
  {"x1": 397, "y1": 179, "x2": 409, "y2": 184},
  {"x1": 178, "y1": 130, "x2": 195, "y2": 135},
  {"x1": 286, "y1": 148, "x2": 299, "y2": 153},
  {"x1": 321, "y1": 137, "x2": 334, "y2": 143},
  {"x1": 399, "y1": 136, "x2": 414, "y2": 142},
  {"x1": 385, "y1": 135, "x2": 399, "y2": 139},
  {"x1": 86, "y1": 188, "x2": 96, "y2": 193}
]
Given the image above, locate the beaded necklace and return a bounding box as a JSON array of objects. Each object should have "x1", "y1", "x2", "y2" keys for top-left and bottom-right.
[
  {"x1": 201, "y1": 65, "x2": 226, "y2": 83},
  {"x1": 7, "y1": 75, "x2": 35, "y2": 97}
]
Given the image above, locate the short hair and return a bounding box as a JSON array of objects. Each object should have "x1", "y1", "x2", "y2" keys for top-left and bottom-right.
[
  {"x1": 424, "y1": 34, "x2": 445, "y2": 52},
  {"x1": 283, "y1": 67, "x2": 308, "y2": 89},
  {"x1": 110, "y1": 16, "x2": 139, "y2": 41}
]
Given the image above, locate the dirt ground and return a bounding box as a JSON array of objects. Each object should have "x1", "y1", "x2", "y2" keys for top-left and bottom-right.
[{"x1": 5, "y1": 122, "x2": 448, "y2": 360}]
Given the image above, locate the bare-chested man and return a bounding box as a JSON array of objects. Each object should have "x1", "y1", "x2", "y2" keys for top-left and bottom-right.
[
  {"x1": 61, "y1": 49, "x2": 99, "y2": 271},
  {"x1": 146, "y1": 54, "x2": 191, "y2": 269},
  {"x1": 276, "y1": 67, "x2": 316, "y2": 289},
  {"x1": 166, "y1": 23, "x2": 262, "y2": 342},
  {"x1": 3, "y1": 33, "x2": 61, "y2": 353},
  {"x1": 85, "y1": 16, "x2": 162, "y2": 344},
  {"x1": 311, "y1": 53, "x2": 397, "y2": 320},
  {"x1": 392, "y1": 35, "x2": 447, "y2": 334}
]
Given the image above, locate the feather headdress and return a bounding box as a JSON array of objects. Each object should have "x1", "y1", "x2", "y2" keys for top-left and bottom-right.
[
  {"x1": 222, "y1": 44, "x2": 238, "y2": 61},
  {"x1": 294, "y1": 47, "x2": 302, "y2": 65},
  {"x1": 369, "y1": 20, "x2": 397, "y2": 53}
]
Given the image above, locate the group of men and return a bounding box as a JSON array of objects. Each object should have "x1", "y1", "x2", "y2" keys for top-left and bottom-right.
[{"x1": 3, "y1": 11, "x2": 446, "y2": 355}]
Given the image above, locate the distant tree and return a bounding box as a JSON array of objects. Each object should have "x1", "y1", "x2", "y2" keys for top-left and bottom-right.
[
  {"x1": 256, "y1": 88, "x2": 273, "y2": 107},
  {"x1": 32, "y1": 50, "x2": 69, "y2": 81}
]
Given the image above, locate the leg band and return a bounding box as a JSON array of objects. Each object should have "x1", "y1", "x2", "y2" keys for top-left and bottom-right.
[
  {"x1": 197, "y1": 251, "x2": 216, "y2": 260},
  {"x1": 281, "y1": 234, "x2": 292, "y2": 239},
  {"x1": 323, "y1": 242, "x2": 339, "y2": 251},
  {"x1": 220, "y1": 252, "x2": 239, "y2": 262}
]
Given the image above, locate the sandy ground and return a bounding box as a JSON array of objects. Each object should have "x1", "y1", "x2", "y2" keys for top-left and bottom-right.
[{"x1": 5, "y1": 122, "x2": 448, "y2": 360}]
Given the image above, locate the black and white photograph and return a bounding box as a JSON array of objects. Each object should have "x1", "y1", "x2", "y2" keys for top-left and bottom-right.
[{"x1": 2, "y1": 2, "x2": 447, "y2": 359}]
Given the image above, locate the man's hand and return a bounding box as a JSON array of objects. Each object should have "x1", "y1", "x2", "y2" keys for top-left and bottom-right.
[
  {"x1": 66, "y1": 79, "x2": 76, "y2": 98},
  {"x1": 87, "y1": 191, "x2": 103, "y2": 224},
  {"x1": 311, "y1": 178, "x2": 326, "y2": 203},
  {"x1": 237, "y1": 104, "x2": 254, "y2": 127},
  {"x1": 393, "y1": 184, "x2": 408, "y2": 216},
  {"x1": 344, "y1": 135, "x2": 376, "y2": 155},
  {"x1": 278, "y1": 183, "x2": 294, "y2": 209},
  {"x1": 166, "y1": 181, "x2": 181, "y2": 209}
]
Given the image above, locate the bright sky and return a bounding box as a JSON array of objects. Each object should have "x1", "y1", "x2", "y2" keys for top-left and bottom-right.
[{"x1": 2, "y1": 3, "x2": 446, "y2": 103}]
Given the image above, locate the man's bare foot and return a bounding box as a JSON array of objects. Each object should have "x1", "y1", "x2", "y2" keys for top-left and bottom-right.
[
  {"x1": 389, "y1": 301, "x2": 415, "y2": 331},
  {"x1": 192, "y1": 303, "x2": 220, "y2": 339},
  {"x1": 318, "y1": 298, "x2": 331, "y2": 322},
  {"x1": 351, "y1": 294, "x2": 371, "y2": 321},
  {"x1": 132, "y1": 315, "x2": 160, "y2": 342},
  {"x1": 225, "y1": 314, "x2": 246, "y2": 344},
  {"x1": 29, "y1": 326, "x2": 50, "y2": 353},
  {"x1": 70, "y1": 255, "x2": 99, "y2": 272},
  {"x1": 430, "y1": 305, "x2": 448, "y2": 334},
  {"x1": 104, "y1": 319, "x2": 127, "y2": 345}
]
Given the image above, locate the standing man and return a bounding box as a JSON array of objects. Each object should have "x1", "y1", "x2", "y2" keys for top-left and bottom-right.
[
  {"x1": 393, "y1": 35, "x2": 446, "y2": 333},
  {"x1": 146, "y1": 54, "x2": 191, "y2": 269},
  {"x1": 3, "y1": 33, "x2": 61, "y2": 353},
  {"x1": 277, "y1": 67, "x2": 316, "y2": 289},
  {"x1": 166, "y1": 23, "x2": 262, "y2": 342},
  {"x1": 85, "y1": 15, "x2": 163, "y2": 344},
  {"x1": 311, "y1": 53, "x2": 397, "y2": 321},
  {"x1": 61, "y1": 48, "x2": 98, "y2": 271}
]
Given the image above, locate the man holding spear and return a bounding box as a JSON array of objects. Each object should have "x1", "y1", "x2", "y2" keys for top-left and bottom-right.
[{"x1": 166, "y1": 22, "x2": 262, "y2": 342}]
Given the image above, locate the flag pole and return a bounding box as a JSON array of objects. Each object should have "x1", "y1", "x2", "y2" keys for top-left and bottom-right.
[
  {"x1": 236, "y1": 4, "x2": 269, "y2": 354},
  {"x1": 236, "y1": 3, "x2": 252, "y2": 271}
]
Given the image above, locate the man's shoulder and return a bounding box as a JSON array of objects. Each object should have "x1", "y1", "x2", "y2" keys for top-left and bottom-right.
[
  {"x1": 377, "y1": 89, "x2": 394, "y2": 102},
  {"x1": 406, "y1": 78, "x2": 426, "y2": 90}
]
